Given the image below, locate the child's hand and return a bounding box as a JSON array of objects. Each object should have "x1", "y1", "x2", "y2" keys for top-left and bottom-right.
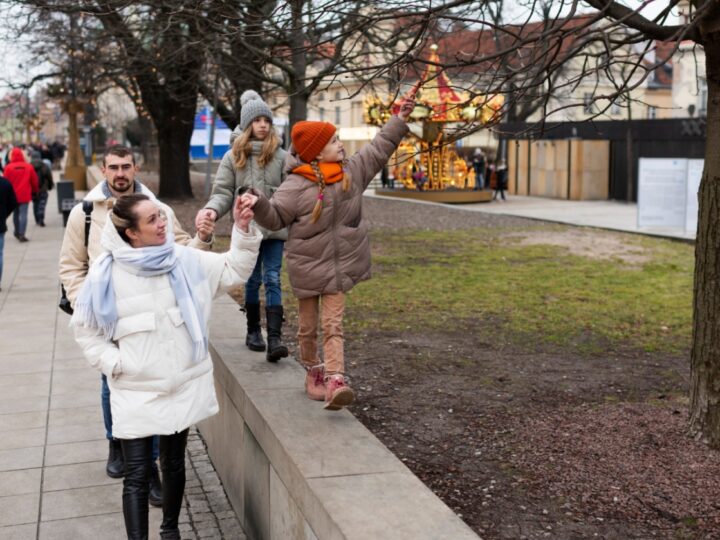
[
  {"x1": 398, "y1": 85, "x2": 418, "y2": 121},
  {"x1": 240, "y1": 193, "x2": 258, "y2": 209},
  {"x1": 233, "y1": 196, "x2": 254, "y2": 232}
]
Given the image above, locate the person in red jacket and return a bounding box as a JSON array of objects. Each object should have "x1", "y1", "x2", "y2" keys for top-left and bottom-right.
[{"x1": 4, "y1": 147, "x2": 39, "y2": 242}]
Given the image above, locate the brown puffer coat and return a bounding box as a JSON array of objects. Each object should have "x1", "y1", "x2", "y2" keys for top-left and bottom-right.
[{"x1": 251, "y1": 116, "x2": 408, "y2": 299}]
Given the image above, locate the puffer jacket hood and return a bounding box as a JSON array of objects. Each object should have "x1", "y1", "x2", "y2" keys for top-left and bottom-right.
[
  {"x1": 99, "y1": 202, "x2": 177, "y2": 254},
  {"x1": 10, "y1": 147, "x2": 26, "y2": 163},
  {"x1": 229, "y1": 125, "x2": 244, "y2": 145},
  {"x1": 283, "y1": 147, "x2": 303, "y2": 176}
]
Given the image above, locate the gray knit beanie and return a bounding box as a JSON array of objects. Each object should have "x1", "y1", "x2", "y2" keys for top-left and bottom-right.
[{"x1": 239, "y1": 90, "x2": 273, "y2": 131}]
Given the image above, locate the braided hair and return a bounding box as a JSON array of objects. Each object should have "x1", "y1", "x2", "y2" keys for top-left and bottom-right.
[{"x1": 309, "y1": 160, "x2": 351, "y2": 223}]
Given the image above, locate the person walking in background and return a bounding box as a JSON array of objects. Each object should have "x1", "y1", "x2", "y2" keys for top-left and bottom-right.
[
  {"x1": 240, "y1": 89, "x2": 417, "y2": 410},
  {"x1": 4, "y1": 147, "x2": 38, "y2": 242},
  {"x1": 59, "y1": 144, "x2": 214, "y2": 506},
  {"x1": 0, "y1": 174, "x2": 18, "y2": 291},
  {"x1": 71, "y1": 194, "x2": 261, "y2": 540},
  {"x1": 195, "y1": 90, "x2": 290, "y2": 362},
  {"x1": 472, "y1": 148, "x2": 485, "y2": 190},
  {"x1": 493, "y1": 159, "x2": 508, "y2": 201},
  {"x1": 30, "y1": 150, "x2": 54, "y2": 227}
]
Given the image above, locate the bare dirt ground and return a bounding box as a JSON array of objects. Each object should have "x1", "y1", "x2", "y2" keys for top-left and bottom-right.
[{"x1": 155, "y1": 174, "x2": 708, "y2": 540}]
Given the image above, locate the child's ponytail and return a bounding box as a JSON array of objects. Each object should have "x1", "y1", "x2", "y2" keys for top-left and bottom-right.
[{"x1": 310, "y1": 160, "x2": 326, "y2": 224}]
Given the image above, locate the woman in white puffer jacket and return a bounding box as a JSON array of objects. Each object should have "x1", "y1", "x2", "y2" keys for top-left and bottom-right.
[{"x1": 71, "y1": 193, "x2": 260, "y2": 540}]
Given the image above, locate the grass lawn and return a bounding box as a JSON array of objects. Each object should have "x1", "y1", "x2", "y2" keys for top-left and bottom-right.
[{"x1": 217, "y1": 224, "x2": 694, "y2": 355}]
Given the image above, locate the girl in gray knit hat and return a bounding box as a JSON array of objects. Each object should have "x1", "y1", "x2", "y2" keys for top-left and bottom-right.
[{"x1": 196, "y1": 90, "x2": 289, "y2": 362}]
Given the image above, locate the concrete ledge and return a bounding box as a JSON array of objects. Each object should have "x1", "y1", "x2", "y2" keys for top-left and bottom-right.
[{"x1": 199, "y1": 296, "x2": 479, "y2": 540}]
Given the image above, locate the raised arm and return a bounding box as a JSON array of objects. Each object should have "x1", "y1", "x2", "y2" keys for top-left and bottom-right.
[
  {"x1": 347, "y1": 91, "x2": 415, "y2": 190},
  {"x1": 164, "y1": 204, "x2": 213, "y2": 251},
  {"x1": 247, "y1": 181, "x2": 299, "y2": 231},
  {"x1": 194, "y1": 197, "x2": 262, "y2": 298}
]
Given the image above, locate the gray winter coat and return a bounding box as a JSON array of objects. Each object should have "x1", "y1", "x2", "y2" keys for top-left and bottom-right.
[
  {"x1": 204, "y1": 135, "x2": 288, "y2": 241},
  {"x1": 251, "y1": 116, "x2": 408, "y2": 299}
]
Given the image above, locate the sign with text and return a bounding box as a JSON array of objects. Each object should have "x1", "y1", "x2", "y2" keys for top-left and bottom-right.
[
  {"x1": 638, "y1": 158, "x2": 691, "y2": 229},
  {"x1": 685, "y1": 159, "x2": 704, "y2": 234}
]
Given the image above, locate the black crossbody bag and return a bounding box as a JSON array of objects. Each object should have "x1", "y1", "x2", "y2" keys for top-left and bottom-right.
[{"x1": 59, "y1": 200, "x2": 93, "y2": 315}]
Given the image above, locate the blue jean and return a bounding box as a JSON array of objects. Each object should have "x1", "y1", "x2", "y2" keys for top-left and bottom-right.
[
  {"x1": 245, "y1": 239, "x2": 284, "y2": 306},
  {"x1": 102, "y1": 375, "x2": 159, "y2": 460},
  {"x1": 33, "y1": 192, "x2": 48, "y2": 224},
  {"x1": 0, "y1": 232, "x2": 4, "y2": 284},
  {"x1": 13, "y1": 203, "x2": 28, "y2": 237}
]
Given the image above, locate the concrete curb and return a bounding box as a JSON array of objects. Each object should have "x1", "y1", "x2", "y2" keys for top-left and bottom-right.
[{"x1": 198, "y1": 296, "x2": 479, "y2": 540}]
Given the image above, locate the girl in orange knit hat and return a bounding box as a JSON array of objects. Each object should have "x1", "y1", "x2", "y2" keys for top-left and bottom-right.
[{"x1": 241, "y1": 91, "x2": 416, "y2": 410}]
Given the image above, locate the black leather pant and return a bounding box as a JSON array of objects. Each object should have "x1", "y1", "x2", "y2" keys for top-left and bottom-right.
[{"x1": 120, "y1": 429, "x2": 188, "y2": 540}]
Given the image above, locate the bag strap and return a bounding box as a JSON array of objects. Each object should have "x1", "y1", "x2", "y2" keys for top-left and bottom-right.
[{"x1": 82, "y1": 200, "x2": 93, "y2": 248}]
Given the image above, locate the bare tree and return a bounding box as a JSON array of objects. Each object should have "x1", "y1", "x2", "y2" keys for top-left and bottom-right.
[
  {"x1": 200, "y1": 0, "x2": 437, "y2": 127},
  {"x1": 8, "y1": 0, "x2": 220, "y2": 198},
  {"x1": 361, "y1": 0, "x2": 720, "y2": 446}
]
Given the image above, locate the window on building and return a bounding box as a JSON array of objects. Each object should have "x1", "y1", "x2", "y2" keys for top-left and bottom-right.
[
  {"x1": 583, "y1": 93, "x2": 593, "y2": 114},
  {"x1": 647, "y1": 106, "x2": 657, "y2": 119},
  {"x1": 351, "y1": 102, "x2": 362, "y2": 126},
  {"x1": 319, "y1": 107, "x2": 325, "y2": 121},
  {"x1": 610, "y1": 100, "x2": 621, "y2": 116},
  {"x1": 335, "y1": 106, "x2": 341, "y2": 124},
  {"x1": 334, "y1": 91, "x2": 341, "y2": 101}
]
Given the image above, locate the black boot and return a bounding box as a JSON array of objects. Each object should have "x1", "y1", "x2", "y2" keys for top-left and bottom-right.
[
  {"x1": 121, "y1": 437, "x2": 153, "y2": 540},
  {"x1": 245, "y1": 303, "x2": 266, "y2": 352},
  {"x1": 266, "y1": 305, "x2": 289, "y2": 362},
  {"x1": 160, "y1": 430, "x2": 189, "y2": 540},
  {"x1": 107, "y1": 438, "x2": 125, "y2": 479},
  {"x1": 148, "y1": 461, "x2": 163, "y2": 507}
]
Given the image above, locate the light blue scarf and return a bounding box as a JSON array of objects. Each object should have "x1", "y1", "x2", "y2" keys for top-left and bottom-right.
[{"x1": 72, "y1": 221, "x2": 209, "y2": 364}]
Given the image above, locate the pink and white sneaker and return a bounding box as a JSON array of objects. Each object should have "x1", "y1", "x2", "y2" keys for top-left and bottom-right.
[
  {"x1": 304, "y1": 364, "x2": 326, "y2": 401},
  {"x1": 324, "y1": 374, "x2": 355, "y2": 411}
]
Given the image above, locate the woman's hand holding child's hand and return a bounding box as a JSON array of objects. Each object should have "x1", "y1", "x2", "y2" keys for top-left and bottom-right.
[
  {"x1": 195, "y1": 209, "x2": 216, "y2": 242},
  {"x1": 240, "y1": 193, "x2": 258, "y2": 209},
  {"x1": 233, "y1": 196, "x2": 254, "y2": 232}
]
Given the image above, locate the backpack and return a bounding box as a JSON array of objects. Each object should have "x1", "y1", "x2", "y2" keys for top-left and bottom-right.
[{"x1": 58, "y1": 201, "x2": 93, "y2": 315}]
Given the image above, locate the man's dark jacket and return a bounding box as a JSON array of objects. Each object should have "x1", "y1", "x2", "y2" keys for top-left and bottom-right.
[{"x1": 0, "y1": 176, "x2": 18, "y2": 234}]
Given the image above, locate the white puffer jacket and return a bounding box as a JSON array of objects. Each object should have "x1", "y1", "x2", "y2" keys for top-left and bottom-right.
[{"x1": 73, "y1": 218, "x2": 262, "y2": 439}]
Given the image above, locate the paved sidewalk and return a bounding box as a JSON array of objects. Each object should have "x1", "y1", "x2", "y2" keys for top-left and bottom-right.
[
  {"x1": 0, "y1": 191, "x2": 245, "y2": 539},
  {"x1": 367, "y1": 192, "x2": 696, "y2": 241}
]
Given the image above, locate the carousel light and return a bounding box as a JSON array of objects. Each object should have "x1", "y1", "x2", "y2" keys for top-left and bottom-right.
[
  {"x1": 410, "y1": 103, "x2": 432, "y2": 120},
  {"x1": 461, "y1": 105, "x2": 477, "y2": 122}
]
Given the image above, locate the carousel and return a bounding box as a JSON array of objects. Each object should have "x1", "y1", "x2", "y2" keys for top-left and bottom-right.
[{"x1": 364, "y1": 44, "x2": 503, "y2": 203}]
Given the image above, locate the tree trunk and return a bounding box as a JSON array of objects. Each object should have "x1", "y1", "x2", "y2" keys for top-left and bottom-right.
[
  {"x1": 689, "y1": 33, "x2": 720, "y2": 446},
  {"x1": 289, "y1": 91, "x2": 308, "y2": 126},
  {"x1": 156, "y1": 111, "x2": 195, "y2": 199}
]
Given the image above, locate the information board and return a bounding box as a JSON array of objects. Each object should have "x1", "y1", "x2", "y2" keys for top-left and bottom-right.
[
  {"x1": 685, "y1": 159, "x2": 704, "y2": 234},
  {"x1": 637, "y1": 158, "x2": 688, "y2": 229}
]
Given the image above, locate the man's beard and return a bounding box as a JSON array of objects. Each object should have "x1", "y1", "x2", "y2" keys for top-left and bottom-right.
[{"x1": 110, "y1": 178, "x2": 132, "y2": 193}]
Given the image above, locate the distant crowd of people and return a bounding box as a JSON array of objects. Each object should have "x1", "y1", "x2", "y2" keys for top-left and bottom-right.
[{"x1": 0, "y1": 141, "x2": 65, "y2": 291}]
